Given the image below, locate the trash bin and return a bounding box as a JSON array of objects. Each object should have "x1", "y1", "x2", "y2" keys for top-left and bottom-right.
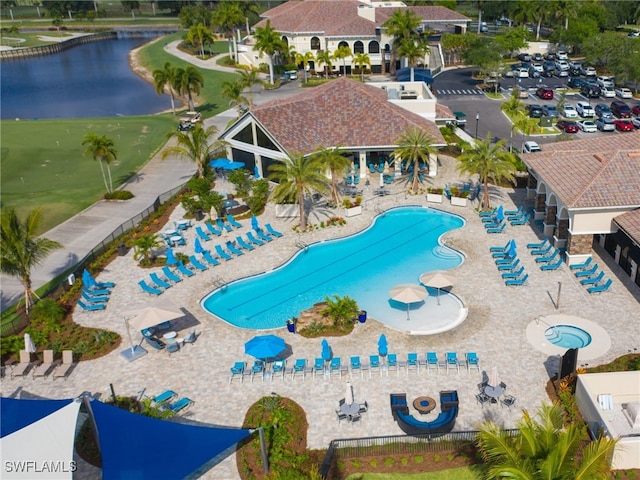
[
  {"x1": 117, "y1": 243, "x2": 128, "y2": 256},
  {"x1": 286, "y1": 321, "x2": 296, "y2": 333},
  {"x1": 358, "y1": 310, "x2": 367, "y2": 323},
  {"x1": 194, "y1": 209, "x2": 204, "y2": 221}
]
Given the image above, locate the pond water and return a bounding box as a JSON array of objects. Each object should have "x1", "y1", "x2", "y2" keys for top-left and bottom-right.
[{"x1": 1, "y1": 34, "x2": 170, "y2": 119}]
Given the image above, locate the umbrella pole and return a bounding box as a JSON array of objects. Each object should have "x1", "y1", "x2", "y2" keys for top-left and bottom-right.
[
  {"x1": 406, "y1": 303, "x2": 410, "y2": 321},
  {"x1": 437, "y1": 288, "x2": 441, "y2": 306},
  {"x1": 126, "y1": 318, "x2": 136, "y2": 354}
]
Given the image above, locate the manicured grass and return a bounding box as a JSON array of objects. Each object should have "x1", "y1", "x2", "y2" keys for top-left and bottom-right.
[
  {"x1": 0, "y1": 31, "x2": 75, "y2": 47},
  {"x1": 0, "y1": 115, "x2": 175, "y2": 233},
  {"x1": 345, "y1": 467, "x2": 482, "y2": 479}
]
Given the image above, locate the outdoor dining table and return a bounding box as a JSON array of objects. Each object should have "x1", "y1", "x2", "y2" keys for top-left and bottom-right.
[
  {"x1": 164, "y1": 229, "x2": 177, "y2": 237},
  {"x1": 177, "y1": 219, "x2": 191, "y2": 229},
  {"x1": 484, "y1": 385, "x2": 505, "y2": 398},
  {"x1": 374, "y1": 187, "x2": 389, "y2": 196},
  {"x1": 170, "y1": 236, "x2": 183, "y2": 246},
  {"x1": 340, "y1": 402, "x2": 360, "y2": 417},
  {"x1": 162, "y1": 331, "x2": 177, "y2": 343}
]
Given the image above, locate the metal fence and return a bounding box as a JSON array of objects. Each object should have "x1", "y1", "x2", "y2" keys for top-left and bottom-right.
[{"x1": 319, "y1": 429, "x2": 519, "y2": 479}]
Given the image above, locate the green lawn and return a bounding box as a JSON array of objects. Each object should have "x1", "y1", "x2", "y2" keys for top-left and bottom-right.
[
  {"x1": 345, "y1": 466, "x2": 483, "y2": 479},
  {"x1": 0, "y1": 115, "x2": 175, "y2": 233}
]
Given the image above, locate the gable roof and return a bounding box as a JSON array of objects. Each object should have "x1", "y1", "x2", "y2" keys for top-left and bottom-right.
[
  {"x1": 614, "y1": 208, "x2": 640, "y2": 245},
  {"x1": 250, "y1": 77, "x2": 445, "y2": 154},
  {"x1": 522, "y1": 132, "x2": 640, "y2": 209}
]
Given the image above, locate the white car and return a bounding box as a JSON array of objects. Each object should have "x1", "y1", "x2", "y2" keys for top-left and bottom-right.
[
  {"x1": 631, "y1": 116, "x2": 640, "y2": 129},
  {"x1": 555, "y1": 60, "x2": 570, "y2": 71},
  {"x1": 523, "y1": 141, "x2": 542, "y2": 153},
  {"x1": 583, "y1": 67, "x2": 597, "y2": 76},
  {"x1": 578, "y1": 120, "x2": 597, "y2": 133},
  {"x1": 516, "y1": 68, "x2": 529, "y2": 78},
  {"x1": 601, "y1": 86, "x2": 616, "y2": 98},
  {"x1": 562, "y1": 104, "x2": 578, "y2": 118},
  {"x1": 615, "y1": 87, "x2": 633, "y2": 99},
  {"x1": 597, "y1": 76, "x2": 615, "y2": 88},
  {"x1": 576, "y1": 101, "x2": 595, "y2": 117},
  {"x1": 530, "y1": 63, "x2": 544, "y2": 73},
  {"x1": 556, "y1": 51, "x2": 569, "y2": 60}
]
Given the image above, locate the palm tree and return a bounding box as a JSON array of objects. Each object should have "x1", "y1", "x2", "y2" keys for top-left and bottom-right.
[
  {"x1": 353, "y1": 52, "x2": 370, "y2": 81},
  {"x1": 253, "y1": 20, "x2": 286, "y2": 85},
  {"x1": 153, "y1": 62, "x2": 179, "y2": 114},
  {"x1": 397, "y1": 38, "x2": 429, "y2": 81},
  {"x1": 0, "y1": 207, "x2": 62, "y2": 315},
  {"x1": 237, "y1": 67, "x2": 262, "y2": 108},
  {"x1": 187, "y1": 23, "x2": 214, "y2": 58},
  {"x1": 333, "y1": 44, "x2": 352, "y2": 77},
  {"x1": 311, "y1": 146, "x2": 351, "y2": 207},
  {"x1": 162, "y1": 124, "x2": 226, "y2": 179},
  {"x1": 268, "y1": 153, "x2": 329, "y2": 231},
  {"x1": 382, "y1": 9, "x2": 421, "y2": 75},
  {"x1": 455, "y1": 133, "x2": 517, "y2": 210},
  {"x1": 501, "y1": 89, "x2": 526, "y2": 152},
  {"x1": 295, "y1": 51, "x2": 315, "y2": 83},
  {"x1": 316, "y1": 49, "x2": 333, "y2": 78},
  {"x1": 132, "y1": 233, "x2": 163, "y2": 266},
  {"x1": 221, "y1": 79, "x2": 248, "y2": 114},
  {"x1": 174, "y1": 65, "x2": 204, "y2": 112},
  {"x1": 393, "y1": 127, "x2": 437, "y2": 194},
  {"x1": 82, "y1": 132, "x2": 118, "y2": 194},
  {"x1": 211, "y1": 2, "x2": 244, "y2": 61},
  {"x1": 513, "y1": 115, "x2": 540, "y2": 152},
  {"x1": 554, "y1": 0, "x2": 579, "y2": 29},
  {"x1": 477, "y1": 403, "x2": 616, "y2": 479}
]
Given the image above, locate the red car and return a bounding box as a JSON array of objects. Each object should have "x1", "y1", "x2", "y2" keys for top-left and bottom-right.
[
  {"x1": 536, "y1": 87, "x2": 554, "y2": 100},
  {"x1": 556, "y1": 120, "x2": 579, "y2": 133},
  {"x1": 632, "y1": 105, "x2": 640, "y2": 116},
  {"x1": 614, "y1": 119, "x2": 634, "y2": 132}
]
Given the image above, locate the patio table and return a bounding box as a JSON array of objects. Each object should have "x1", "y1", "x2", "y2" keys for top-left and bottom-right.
[
  {"x1": 164, "y1": 229, "x2": 177, "y2": 237},
  {"x1": 162, "y1": 331, "x2": 177, "y2": 343},
  {"x1": 170, "y1": 236, "x2": 183, "y2": 246},
  {"x1": 177, "y1": 219, "x2": 191, "y2": 229},
  {"x1": 484, "y1": 385, "x2": 505, "y2": 398},
  {"x1": 413, "y1": 396, "x2": 436, "y2": 414},
  {"x1": 340, "y1": 402, "x2": 360, "y2": 417}
]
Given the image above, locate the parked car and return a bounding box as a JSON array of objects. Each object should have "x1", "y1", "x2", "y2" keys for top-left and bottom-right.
[
  {"x1": 530, "y1": 63, "x2": 544, "y2": 75},
  {"x1": 523, "y1": 141, "x2": 542, "y2": 153},
  {"x1": 582, "y1": 67, "x2": 597, "y2": 76},
  {"x1": 614, "y1": 87, "x2": 633, "y2": 99},
  {"x1": 480, "y1": 22, "x2": 489, "y2": 33},
  {"x1": 594, "y1": 104, "x2": 613, "y2": 118},
  {"x1": 600, "y1": 86, "x2": 616, "y2": 98},
  {"x1": 556, "y1": 120, "x2": 579, "y2": 133},
  {"x1": 556, "y1": 51, "x2": 569, "y2": 60},
  {"x1": 567, "y1": 77, "x2": 584, "y2": 89},
  {"x1": 516, "y1": 68, "x2": 529, "y2": 78},
  {"x1": 595, "y1": 117, "x2": 615, "y2": 131},
  {"x1": 610, "y1": 101, "x2": 632, "y2": 118},
  {"x1": 527, "y1": 104, "x2": 544, "y2": 118},
  {"x1": 632, "y1": 106, "x2": 640, "y2": 116},
  {"x1": 544, "y1": 52, "x2": 557, "y2": 61},
  {"x1": 576, "y1": 101, "x2": 595, "y2": 117},
  {"x1": 536, "y1": 87, "x2": 554, "y2": 99},
  {"x1": 631, "y1": 116, "x2": 640, "y2": 129},
  {"x1": 532, "y1": 52, "x2": 543, "y2": 62},
  {"x1": 562, "y1": 104, "x2": 578, "y2": 118},
  {"x1": 577, "y1": 120, "x2": 597, "y2": 132},
  {"x1": 614, "y1": 119, "x2": 634, "y2": 131},
  {"x1": 597, "y1": 76, "x2": 615, "y2": 88},
  {"x1": 555, "y1": 69, "x2": 569, "y2": 77},
  {"x1": 517, "y1": 52, "x2": 532, "y2": 62},
  {"x1": 580, "y1": 84, "x2": 601, "y2": 98},
  {"x1": 628, "y1": 31, "x2": 640, "y2": 37},
  {"x1": 542, "y1": 105, "x2": 558, "y2": 117},
  {"x1": 569, "y1": 62, "x2": 582, "y2": 76},
  {"x1": 555, "y1": 60, "x2": 570, "y2": 71}
]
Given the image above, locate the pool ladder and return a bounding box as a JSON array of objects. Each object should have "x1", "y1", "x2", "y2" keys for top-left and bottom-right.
[
  {"x1": 212, "y1": 276, "x2": 227, "y2": 288},
  {"x1": 295, "y1": 238, "x2": 309, "y2": 251}
]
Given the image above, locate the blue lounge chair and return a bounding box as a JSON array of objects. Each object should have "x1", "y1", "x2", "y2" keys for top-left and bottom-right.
[
  {"x1": 570, "y1": 257, "x2": 593, "y2": 270},
  {"x1": 144, "y1": 337, "x2": 165, "y2": 350},
  {"x1": 246, "y1": 231, "x2": 265, "y2": 246},
  {"x1": 329, "y1": 357, "x2": 343, "y2": 377},
  {"x1": 377, "y1": 163, "x2": 385, "y2": 173},
  {"x1": 189, "y1": 255, "x2": 208, "y2": 271},
  {"x1": 426, "y1": 352, "x2": 439, "y2": 373},
  {"x1": 78, "y1": 300, "x2": 106, "y2": 311},
  {"x1": 502, "y1": 266, "x2": 525, "y2": 279},
  {"x1": 265, "y1": 223, "x2": 283, "y2": 238},
  {"x1": 540, "y1": 257, "x2": 564, "y2": 271},
  {"x1": 236, "y1": 236, "x2": 255, "y2": 251},
  {"x1": 354, "y1": 173, "x2": 360, "y2": 184},
  {"x1": 271, "y1": 360, "x2": 286, "y2": 380},
  {"x1": 176, "y1": 262, "x2": 195, "y2": 278},
  {"x1": 215, "y1": 245, "x2": 232, "y2": 261},
  {"x1": 151, "y1": 390, "x2": 176, "y2": 406},
  {"x1": 510, "y1": 214, "x2": 531, "y2": 226},
  {"x1": 505, "y1": 274, "x2": 528, "y2": 286},
  {"x1": 527, "y1": 238, "x2": 549, "y2": 249},
  {"x1": 255, "y1": 228, "x2": 273, "y2": 242},
  {"x1": 531, "y1": 243, "x2": 553, "y2": 256},
  {"x1": 479, "y1": 208, "x2": 497, "y2": 218},
  {"x1": 150, "y1": 272, "x2": 171, "y2": 289},
  {"x1": 138, "y1": 280, "x2": 163, "y2": 295},
  {"x1": 345, "y1": 175, "x2": 353, "y2": 185},
  {"x1": 497, "y1": 259, "x2": 520, "y2": 271},
  {"x1": 535, "y1": 249, "x2": 559, "y2": 263},
  {"x1": 407, "y1": 353, "x2": 419, "y2": 374},
  {"x1": 466, "y1": 352, "x2": 480, "y2": 372},
  {"x1": 162, "y1": 266, "x2": 182, "y2": 283},
  {"x1": 81, "y1": 291, "x2": 109, "y2": 304},
  {"x1": 587, "y1": 278, "x2": 612, "y2": 294},
  {"x1": 387, "y1": 353, "x2": 399, "y2": 376},
  {"x1": 216, "y1": 218, "x2": 233, "y2": 233},
  {"x1": 505, "y1": 205, "x2": 524, "y2": 217},
  {"x1": 202, "y1": 250, "x2": 220, "y2": 266},
  {"x1": 166, "y1": 397, "x2": 193, "y2": 414},
  {"x1": 227, "y1": 214, "x2": 242, "y2": 228},
  {"x1": 495, "y1": 255, "x2": 518, "y2": 266},
  {"x1": 225, "y1": 241, "x2": 244, "y2": 256},
  {"x1": 489, "y1": 240, "x2": 512, "y2": 253},
  {"x1": 229, "y1": 361, "x2": 245, "y2": 383},
  {"x1": 446, "y1": 352, "x2": 459, "y2": 373},
  {"x1": 195, "y1": 226, "x2": 211, "y2": 242},
  {"x1": 313, "y1": 358, "x2": 324, "y2": 378},
  {"x1": 580, "y1": 271, "x2": 604, "y2": 286},
  {"x1": 486, "y1": 222, "x2": 506, "y2": 234},
  {"x1": 368, "y1": 163, "x2": 376, "y2": 173},
  {"x1": 369, "y1": 355, "x2": 381, "y2": 377},
  {"x1": 83, "y1": 286, "x2": 111, "y2": 296},
  {"x1": 491, "y1": 242, "x2": 515, "y2": 258},
  {"x1": 350, "y1": 356, "x2": 363, "y2": 378},
  {"x1": 575, "y1": 264, "x2": 599, "y2": 278},
  {"x1": 205, "y1": 222, "x2": 222, "y2": 236}
]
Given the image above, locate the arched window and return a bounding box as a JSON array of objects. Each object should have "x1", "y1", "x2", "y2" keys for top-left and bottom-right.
[
  {"x1": 384, "y1": 43, "x2": 390, "y2": 52},
  {"x1": 281, "y1": 36, "x2": 288, "y2": 46},
  {"x1": 353, "y1": 41, "x2": 364, "y2": 54},
  {"x1": 310, "y1": 36, "x2": 320, "y2": 50},
  {"x1": 338, "y1": 41, "x2": 349, "y2": 49},
  {"x1": 368, "y1": 41, "x2": 380, "y2": 54}
]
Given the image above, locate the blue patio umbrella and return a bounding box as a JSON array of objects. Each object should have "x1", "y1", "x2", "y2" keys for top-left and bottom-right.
[
  {"x1": 254, "y1": 165, "x2": 260, "y2": 179},
  {"x1": 251, "y1": 215, "x2": 259, "y2": 230},
  {"x1": 223, "y1": 161, "x2": 245, "y2": 170},
  {"x1": 210, "y1": 158, "x2": 231, "y2": 168},
  {"x1": 194, "y1": 238, "x2": 204, "y2": 254},
  {"x1": 244, "y1": 334, "x2": 286, "y2": 360},
  {"x1": 378, "y1": 334, "x2": 388, "y2": 357},
  {"x1": 321, "y1": 338, "x2": 332, "y2": 362},
  {"x1": 165, "y1": 248, "x2": 177, "y2": 266}
]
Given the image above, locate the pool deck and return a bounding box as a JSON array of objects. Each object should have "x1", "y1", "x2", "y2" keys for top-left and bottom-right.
[{"x1": 2, "y1": 160, "x2": 639, "y2": 479}]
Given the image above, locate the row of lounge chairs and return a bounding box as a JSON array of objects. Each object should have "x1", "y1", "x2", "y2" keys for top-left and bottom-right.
[
  {"x1": 526, "y1": 239, "x2": 565, "y2": 271},
  {"x1": 9, "y1": 349, "x2": 74, "y2": 380},
  {"x1": 78, "y1": 274, "x2": 116, "y2": 311},
  {"x1": 148, "y1": 389, "x2": 194, "y2": 414},
  {"x1": 491, "y1": 239, "x2": 529, "y2": 286},
  {"x1": 570, "y1": 257, "x2": 613, "y2": 294},
  {"x1": 195, "y1": 216, "x2": 241, "y2": 242}
]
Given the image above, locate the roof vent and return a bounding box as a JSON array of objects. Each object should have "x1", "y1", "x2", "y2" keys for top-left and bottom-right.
[{"x1": 593, "y1": 154, "x2": 607, "y2": 163}]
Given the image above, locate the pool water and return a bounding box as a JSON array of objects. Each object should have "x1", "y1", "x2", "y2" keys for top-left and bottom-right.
[
  {"x1": 545, "y1": 325, "x2": 592, "y2": 348},
  {"x1": 201, "y1": 207, "x2": 464, "y2": 330}
]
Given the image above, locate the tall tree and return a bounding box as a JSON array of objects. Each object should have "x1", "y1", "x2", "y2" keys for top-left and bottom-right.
[
  {"x1": 221, "y1": 79, "x2": 248, "y2": 114},
  {"x1": 0, "y1": 208, "x2": 63, "y2": 315},
  {"x1": 82, "y1": 133, "x2": 118, "y2": 194},
  {"x1": 174, "y1": 65, "x2": 204, "y2": 111},
  {"x1": 477, "y1": 403, "x2": 616, "y2": 479},
  {"x1": 455, "y1": 133, "x2": 516, "y2": 210},
  {"x1": 187, "y1": 23, "x2": 214, "y2": 58},
  {"x1": 382, "y1": 9, "x2": 422, "y2": 75},
  {"x1": 353, "y1": 52, "x2": 370, "y2": 81},
  {"x1": 501, "y1": 89, "x2": 526, "y2": 152},
  {"x1": 316, "y1": 49, "x2": 333, "y2": 78},
  {"x1": 311, "y1": 146, "x2": 351, "y2": 207},
  {"x1": 268, "y1": 154, "x2": 329, "y2": 231},
  {"x1": 295, "y1": 51, "x2": 316, "y2": 83},
  {"x1": 152, "y1": 62, "x2": 179, "y2": 114},
  {"x1": 253, "y1": 20, "x2": 286, "y2": 85},
  {"x1": 397, "y1": 37, "x2": 429, "y2": 81},
  {"x1": 393, "y1": 127, "x2": 436, "y2": 194},
  {"x1": 513, "y1": 115, "x2": 540, "y2": 152},
  {"x1": 333, "y1": 44, "x2": 353, "y2": 77},
  {"x1": 211, "y1": 2, "x2": 244, "y2": 61},
  {"x1": 237, "y1": 67, "x2": 262, "y2": 108},
  {"x1": 162, "y1": 125, "x2": 226, "y2": 179}
]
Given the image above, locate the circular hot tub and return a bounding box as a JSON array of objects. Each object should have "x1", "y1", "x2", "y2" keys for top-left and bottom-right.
[{"x1": 545, "y1": 324, "x2": 592, "y2": 349}]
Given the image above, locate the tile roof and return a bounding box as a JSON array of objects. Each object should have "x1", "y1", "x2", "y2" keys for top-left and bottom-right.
[
  {"x1": 614, "y1": 208, "x2": 640, "y2": 244},
  {"x1": 522, "y1": 132, "x2": 640, "y2": 209},
  {"x1": 251, "y1": 77, "x2": 445, "y2": 155},
  {"x1": 257, "y1": 0, "x2": 470, "y2": 35}
]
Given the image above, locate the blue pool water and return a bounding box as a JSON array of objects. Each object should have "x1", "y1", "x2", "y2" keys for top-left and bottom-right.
[
  {"x1": 545, "y1": 325, "x2": 592, "y2": 348},
  {"x1": 201, "y1": 207, "x2": 464, "y2": 330}
]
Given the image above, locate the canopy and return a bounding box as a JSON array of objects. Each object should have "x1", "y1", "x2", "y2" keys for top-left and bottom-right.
[
  {"x1": 0, "y1": 397, "x2": 81, "y2": 479},
  {"x1": 223, "y1": 161, "x2": 245, "y2": 170},
  {"x1": 419, "y1": 270, "x2": 455, "y2": 306},
  {"x1": 389, "y1": 284, "x2": 428, "y2": 321},
  {"x1": 244, "y1": 334, "x2": 286, "y2": 360},
  {"x1": 210, "y1": 158, "x2": 231, "y2": 168},
  {"x1": 125, "y1": 298, "x2": 184, "y2": 331},
  {"x1": 82, "y1": 269, "x2": 97, "y2": 288}
]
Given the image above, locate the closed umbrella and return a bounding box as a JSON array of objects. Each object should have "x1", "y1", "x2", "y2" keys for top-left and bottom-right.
[
  {"x1": 379, "y1": 172, "x2": 384, "y2": 188},
  {"x1": 345, "y1": 382, "x2": 354, "y2": 406},
  {"x1": 383, "y1": 161, "x2": 389, "y2": 174},
  {"x1": 244, "y1": 334, "x2": 286, "y2": 361},
  {"x1": 488, "y1": 366, "x2": 500, "y2": 388},
  {"x1": 378, "y1": 334, "x2": 388, "y2": 357},
  {"x1": 254, "y1": 165, "x2": 260, "y2": 179},
  {"x1": 24, "y1": 333, "x2": 36, "y2": 353},
  {"x1": 210, "y1": 206, "x2": 217, "y2": 220},
  {"x1": 165, "y1": 248, "x2": 177, "y2": 266},
  {"x1": 194, "y1": 238, "x2": 204, "y2": 254},
  {"x1": 82, "y1": 269, "x2": 96, "y2": 288},
  {"x1": 251, "y1": 215, "x2": 259, "y2": 230},
  {"x1": 321, "y1": 338, "x2": 332, "y2": 362},
  {"x1": 419, "y1": 271, "x2": 455, "y2": 306},
  {"x1": 389, "y1": 284, "x2": 428, "y2": 321}
]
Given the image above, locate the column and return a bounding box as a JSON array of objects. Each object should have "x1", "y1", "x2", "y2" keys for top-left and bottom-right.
[
  {"x1": 565, "y1": 232, "x2": 594, "y2": 265},
  {"x1": 358, "y1": 151, "x2": 367, "y2": 178},
  {"x1": 543, "y1": 205, "x2": 556, "y2": 238},
  {"x1": 526, "y1": 174, "x2": 537, "y2": 199},
  {"x1": 534, "y1": 193, "x2": 545, "y2": 221},
  {"x1": 427, "y1": 153, "x2": 437, "y2": 177},
  {"x1": 554, "y1": 217, "x2": 569, "y2": 250}
]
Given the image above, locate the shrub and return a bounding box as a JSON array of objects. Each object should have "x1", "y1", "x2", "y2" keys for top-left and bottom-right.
[
  {"x1": 427, "y1": 187, "x2": 443, "y2": 194},
  {"x1": 104, "y1": 190, "x2": 134, "y2": 200},
  {"x1": 245, "y1": 179, "x2": 270, "y2": 215},
  {"x1": 228, "y1": 169, "x2": 252, "y2": 198},
  {"x1": 31, "y1": 299, "x2": 66, "y2": 323}
]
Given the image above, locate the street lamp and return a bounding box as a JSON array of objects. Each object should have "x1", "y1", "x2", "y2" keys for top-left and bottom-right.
[{"x1": 475, "y1": 113, "x2": 480, "y2": 140}]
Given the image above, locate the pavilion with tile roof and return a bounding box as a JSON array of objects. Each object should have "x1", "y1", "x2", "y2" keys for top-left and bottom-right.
[
  {"x1": 522, "y1": 132, "x2": 640, "y2": 287},
  {"x1": 245, "y1": 0, "x2": 470, "y2": 74},
  {"x1": 220, "y1": 77, "x2": 448, "y2": 179}
]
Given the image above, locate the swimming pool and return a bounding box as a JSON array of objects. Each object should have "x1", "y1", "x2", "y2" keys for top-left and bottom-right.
[
  {"x1": 201, "y1": 207, "x2": 464, "y2": 330},
  {"x1": 545, "y1": 325, "x2": 592, "y2": 349}
]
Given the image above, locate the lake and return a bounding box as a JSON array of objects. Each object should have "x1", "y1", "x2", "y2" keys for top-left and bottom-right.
[{"x1": 1, "y1": 35, "x2": 171, "y2": 119}]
